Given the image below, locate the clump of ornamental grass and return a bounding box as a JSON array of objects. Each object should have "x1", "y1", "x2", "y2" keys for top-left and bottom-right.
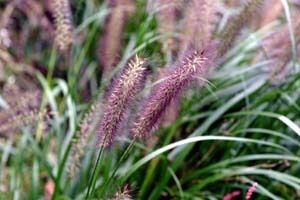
[
  {"x1": 51, "y1": 0, "x2": 74, "y2": 52},
  {"x1": 0, "y1": 83, "x2": 47, "y2": 135},
  {"x1": 97, "y1": 55, "x2": 147, "y2": 147},
  {"x1": 131, "y1": 47, "x2": 216, "y2": 139},
  {"x1": 98, "y1": 0, "x2": 135, "y2": 74},
  {"x1": 180, "y1": 0, "x2": 217, "y2": 56},
  {"x1": 218, "y1": 0, "x2": 264, "y2": 57}
]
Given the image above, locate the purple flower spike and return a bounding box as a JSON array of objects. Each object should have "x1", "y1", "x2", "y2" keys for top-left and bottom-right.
[
  {"x1": 96, "y1": 56, "x2": 147, "y2": 147},
  {"x1": 218, "y1": 0, "x2": 264, "y2": 57},
  {"x1": 132, "y1": 48, "x2": 215, "y2": 139},
  {"x1": 51, "y1": 0, "x2": 74, "y2": 52},
  {"x1": 155, "y1": 0, "x2": 178, "y2": 54},
  {"x1": 181, "y1": 0, "x2": 217, "y2": 55},
  {"x1": 98, "y1": 0, "x2": 135, "y2": 74}
]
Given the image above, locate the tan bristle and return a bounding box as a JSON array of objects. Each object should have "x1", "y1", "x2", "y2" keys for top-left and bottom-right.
[{"x1": 51, "y1": 0, "x2": 74, "y2": 52}]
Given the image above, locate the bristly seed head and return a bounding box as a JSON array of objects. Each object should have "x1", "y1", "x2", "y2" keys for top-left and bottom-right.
[
  {"x1": 51, "y1": 0, "x2": 74, "y2": 52},
  {"x1": 131, "y1": 49, "x2": 212, "y2": 139},
  {"x1": 96, "y1": 55, "x2": 147, "y2": 147},
  {"x1": 180, "y1": 0, "x2": 217, "y2": 55},
  {"x1": 218, "y1": 0, "x2": 264, "y2": 57},
  {"x1": 99, "y1": 0, "x2": 135, "y2": 73}
]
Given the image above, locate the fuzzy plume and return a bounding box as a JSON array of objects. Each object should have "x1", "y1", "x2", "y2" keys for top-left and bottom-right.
[
  {"x1": 51, "y1": 0, "x2": 74, "y2": 52},
  {"x1": 218, "y1": 0, "x2": 264, "y2": 57},
  {"x1": 153, "y1": 0, "x2": 178, "y2": 54},
  {"x1": 99, "y1": 0, "x2": 135, "y2": 73},
  {"x1": 156, "y1": 68, "x2": 180, "y2": 127},
  {"x1": 180, "y1": 0, "x2": 217, "y2": 56},
  {"x1": 260, "y1": 14, "x2": 300, "y2": 81},
  {"x1": 131, "y1": 47, "x2": 215, "y2": 139},
  {"x1": 96, "y1": 55, "x2": 147, "y2": 147},
  {"x1": 0, "y1": 83, "x2": 47, "y2": 135}
]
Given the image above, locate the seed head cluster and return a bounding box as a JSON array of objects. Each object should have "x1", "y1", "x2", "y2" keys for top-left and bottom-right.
[{"x1": 97, "y1": 56, "x2": 147, "y2": 147}]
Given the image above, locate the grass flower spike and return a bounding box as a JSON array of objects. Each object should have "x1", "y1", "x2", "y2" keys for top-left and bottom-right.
[
  {"x1": 218, "y1": 0, "x2": 264, "y2": 57},
  {"x1": 132, "y1": 48, "x2": 214, "y2": 138},
  {"x1": 154, "y1": 0, "x2": 177, "y2": 54},
  {"x1": 97, "y1": 55, "x2": 147, "y2": 147},
  {"x1": 51, "y1": 0, "x2": 74, "y2": 52},
  {"x1": 99, "y1": 0, "x2": 135, "y2": 73},
  {"x1": 261, "y1": 14, "x2": 300, "y2": 80},
  {"x1": 181, "y1": 0, "x2": 216, "y2": 55}
]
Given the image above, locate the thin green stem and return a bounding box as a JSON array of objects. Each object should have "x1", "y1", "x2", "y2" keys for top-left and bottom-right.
[
  {"x1": 100, "y1": 139, "x2": 136, "y2": 197},
  {"x1": 85, "y1": 143, "x2": 105, "y2": 199},
  {"x1": 47, "y1": 48, "x2": 57, "y2": 82},
  {"x1": 52, "y1": 139, "x2": 73, "y2": 199}
]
